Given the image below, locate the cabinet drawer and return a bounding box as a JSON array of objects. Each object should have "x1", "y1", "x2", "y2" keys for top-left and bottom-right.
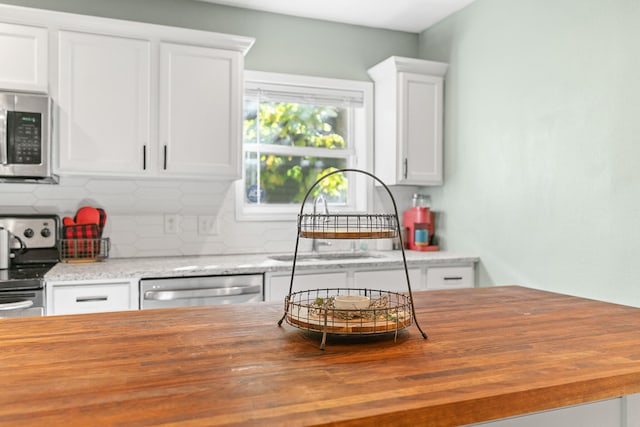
[
  {"x1": 50, "y1": 282, "x2": 135, "y2": 315},
  {"x1": 425, "y1": 266, "x2": 474, "y2": 290}
]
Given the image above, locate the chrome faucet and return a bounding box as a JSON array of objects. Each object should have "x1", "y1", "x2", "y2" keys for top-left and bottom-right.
[{"x1": 311, "y1": 194, "x2": 331, "y2": 253}]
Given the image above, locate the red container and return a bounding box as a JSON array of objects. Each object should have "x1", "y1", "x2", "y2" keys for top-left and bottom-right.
[{"x1": 403, "y1": 207, "x2": 437, "y2": 251}]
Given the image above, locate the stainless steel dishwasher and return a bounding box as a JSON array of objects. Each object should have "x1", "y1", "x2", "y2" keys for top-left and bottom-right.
[{"x1": 140, "y1": 274, "x2": 263, "y2": 309}]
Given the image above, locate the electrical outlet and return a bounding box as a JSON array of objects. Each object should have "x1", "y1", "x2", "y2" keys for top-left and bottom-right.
[
  {"x1": 164, "y1": 214, "x2": 179, "y2": 234},
  {"x1": 198, "y1": 215, "x2": 217, "y2": 235}
]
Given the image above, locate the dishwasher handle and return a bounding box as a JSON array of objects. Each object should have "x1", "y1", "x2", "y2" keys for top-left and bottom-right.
[{"x1": 144, "y1": 284, "x2": 262, "y2": 301}]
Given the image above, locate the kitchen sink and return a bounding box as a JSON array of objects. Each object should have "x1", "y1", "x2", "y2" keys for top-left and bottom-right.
[{"x1": 269, "y1": 252, "x2": 384, "y2": 262}]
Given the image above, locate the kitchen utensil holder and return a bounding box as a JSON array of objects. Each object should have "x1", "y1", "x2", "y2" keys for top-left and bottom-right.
[{"x1": 277, "y1": 168, "x2": 427, "y2": 349}]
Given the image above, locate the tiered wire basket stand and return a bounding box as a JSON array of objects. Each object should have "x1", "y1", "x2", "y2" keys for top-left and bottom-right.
[{"x1": 277, "y1": 168, "x2": 428, "y2": 349}]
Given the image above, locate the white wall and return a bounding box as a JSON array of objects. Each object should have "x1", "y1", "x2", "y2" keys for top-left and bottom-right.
[
  {"x1": 418, "y1": 0, "x2": 640, "y2": 306},
  {"x1": 0, "y1": 0, "x2": 419, "y2": 81}
]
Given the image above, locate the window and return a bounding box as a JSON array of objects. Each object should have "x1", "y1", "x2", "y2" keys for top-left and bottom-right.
[{"x1": 236, "y1": 71, "x2": 373, "y2": 221}]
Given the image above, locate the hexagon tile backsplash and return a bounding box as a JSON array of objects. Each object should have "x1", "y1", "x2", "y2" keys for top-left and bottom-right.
[
  {"x1": 0, "y1": 176, "x2": 298, "y2": 258},
  {"x1": 0, "y1": 176, "x2": 412, "y2": 259}
]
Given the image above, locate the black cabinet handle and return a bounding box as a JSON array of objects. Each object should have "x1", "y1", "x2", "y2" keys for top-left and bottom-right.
[
  {"x1": 163, "y1": 145, "x2": 167, "y2": 170},
  {"x1": 76, "y1": 296, "x2": 108, "y2": 303}
]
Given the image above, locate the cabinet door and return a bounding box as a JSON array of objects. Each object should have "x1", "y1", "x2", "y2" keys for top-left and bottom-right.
[
  {"x1": 46, "y1": 279, "x2": 139, "y2": 315},
  {"x1": 398, "y1": 72, "x2": 443, "y2": 185},
  {"x1": 353, "y1": 268, "x2": 422, "y2": 293},
  {"x1": 0, "y1": 22, "x2": 47, "y2": 92},
  {"x1": 266, "y1": 272, "x2": 348, "y2": 302},
  {"x1": 57, "y1": 30, "x2": 150, "y2": 175},
  {"x1": 159, "y1": 43, "x2": 242, "y2": 178}
]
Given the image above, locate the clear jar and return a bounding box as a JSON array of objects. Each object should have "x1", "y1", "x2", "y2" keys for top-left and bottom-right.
[{"x1": 412, "y1": 194, "x2": 430, "y2": 208}]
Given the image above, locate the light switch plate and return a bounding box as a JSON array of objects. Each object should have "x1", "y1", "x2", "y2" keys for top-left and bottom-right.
[{"x1": 198, "y1": 215, "x2": 217, "y2": 235}]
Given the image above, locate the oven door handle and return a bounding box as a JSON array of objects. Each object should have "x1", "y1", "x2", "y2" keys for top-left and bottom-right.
[
  {"x1": 0, "y1": 300, "x2": 34, "y2": 311},
  {"x1": 144, "y1": 284, "x2": 262, "y2": 301}
]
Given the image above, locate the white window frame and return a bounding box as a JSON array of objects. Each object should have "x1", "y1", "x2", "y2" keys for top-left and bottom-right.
[{"x1": 235, "y1": 70, "x2": 373, "y2": 222}]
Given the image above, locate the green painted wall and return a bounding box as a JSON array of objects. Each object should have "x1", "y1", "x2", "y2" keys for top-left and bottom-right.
[
  {"x1": 0, "y1": 0, "x2": 418, "y2": 80},
  {"x1": 8, "y1": 0, "x2": 634, "y2": 306},
  {"x1": 418, "y1": 0, "x2": 640, "y2": 306}
]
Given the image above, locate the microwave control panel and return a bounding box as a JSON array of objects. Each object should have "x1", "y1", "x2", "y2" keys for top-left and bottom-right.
[{"x1": 7, "y1": 111, "x2": 42, "y2": 165}]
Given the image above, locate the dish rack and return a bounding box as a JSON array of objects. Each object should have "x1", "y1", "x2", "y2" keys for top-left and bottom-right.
[{"x1": 277, "y1": 168, "x2": 427, "y2": 349}]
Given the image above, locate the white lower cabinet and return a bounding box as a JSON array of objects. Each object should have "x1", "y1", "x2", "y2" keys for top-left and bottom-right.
[
  {"x1": 265, "y1": 264, "x2": 474, "y2": 302},
  {"x1": 353, "y1": 268, "x2": 421, "y2": 293},
  {"x1": 467, "y1": 396, "x2": 629, "y2": 427},
  {"x1": 626, "y1": 393, "x2": 640, "y2": 426},
  {"x1": 267, "y1": 271, "x2": 348, "y2": 303},
  {"x1": 46, "y1": 278, "x2": 139, "y2": 315}
]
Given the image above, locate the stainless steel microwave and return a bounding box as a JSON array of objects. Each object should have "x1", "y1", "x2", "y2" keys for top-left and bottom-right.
[{"x1": 0, "y1": 92, "x2": 56, "y2": 183}]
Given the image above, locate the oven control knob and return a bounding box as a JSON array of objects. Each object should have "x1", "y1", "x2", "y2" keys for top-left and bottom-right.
[
  {"x1": 24, "y1": 228, "x2": 34, "y2": 238},
  {"x1": 41, "y1": 228, "x2": 51, "y2": 238}
]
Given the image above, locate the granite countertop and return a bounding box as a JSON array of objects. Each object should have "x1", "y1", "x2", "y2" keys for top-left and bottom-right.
[{"x1": 45, "y1": 250, "x2": 479, "y2": 281}]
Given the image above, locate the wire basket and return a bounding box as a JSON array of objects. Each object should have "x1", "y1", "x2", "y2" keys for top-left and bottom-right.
[
  {"x1": 299, "y1": 213, "x2": 398, "y2": 239},
  {"x1": 285, "y1": 288, "x2": 414, "y2": 338},
  {"x1": 58, "y1": 238, "x2": 110, "y2": 263},
  {"x1": 278, "y1": 168, "x2": 428, "y2": 349}
]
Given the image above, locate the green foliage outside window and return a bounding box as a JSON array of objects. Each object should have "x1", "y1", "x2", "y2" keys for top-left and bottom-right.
[{"x1": 244, "y1": 101, "x2": 349, "y2": 204}]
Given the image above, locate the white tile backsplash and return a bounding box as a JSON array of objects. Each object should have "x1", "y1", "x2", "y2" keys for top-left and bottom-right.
[
  {"x1": 84, "y1": 179, "x2": 138, "y2": 194},
  {"x1": 0, "y1": 176, "x2": 297, "y2": 258},
  {"x1": 0, "y1": 176, "x2": 414, "y2": 258},
  {"x1": 3, "y1": 191, "x2": 38, "y2": 206}
]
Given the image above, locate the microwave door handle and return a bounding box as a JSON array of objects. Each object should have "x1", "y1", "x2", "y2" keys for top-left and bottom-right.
[{"x1": 0, "y1": 108, "x2": 7, "y2": 165}]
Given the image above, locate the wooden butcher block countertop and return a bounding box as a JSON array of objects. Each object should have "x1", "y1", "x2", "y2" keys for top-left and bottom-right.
[{"x1": 2, "y1": 286, "x2": 640, "y2": 426}]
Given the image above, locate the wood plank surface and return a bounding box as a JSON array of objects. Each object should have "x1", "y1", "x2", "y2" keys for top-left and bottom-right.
[{"x1": 1, "y1": 286, "x2": 640, "y2": 426}]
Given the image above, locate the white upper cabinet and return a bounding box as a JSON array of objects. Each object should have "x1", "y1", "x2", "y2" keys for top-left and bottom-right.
[
  {"x1": 0, "y1": 22, "x2": 48, "y2": 93},
  {"x1": 57, "y1": 30, "x2": 150, "y2": 175},
  {"x1": 368, "y1": 56, "x2": 448, "y2": 186},
  {"x1": 42, "y1": 8, "x2": 253, "y2": 179},
  {"x1": 159, "y1": 43, "x2": 242, "y2": 178}
]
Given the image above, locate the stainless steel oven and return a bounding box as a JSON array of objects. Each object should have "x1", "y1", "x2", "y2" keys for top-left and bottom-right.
[
  {"x1": 0, "y1": 215, "x2": 59, "y2": 318},
  {"x1": 140, "y1": 274, "x2": 263, "y2": 309},
  {"x1": 0, "y1": 286, "x2": 45, "y2": 318}
]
